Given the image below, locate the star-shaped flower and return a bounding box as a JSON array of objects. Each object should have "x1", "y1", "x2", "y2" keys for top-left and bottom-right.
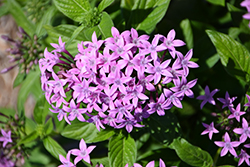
[
  {"x1": 70, "y1": 139, "x2": 96, "y2": 164},
  {"x1": 196, "y1": 86, "x2": 219, "y2": 109},
  {"x1": 228, "y1": 103, "x2": 245, "y2": 122},
  {"x1": 233, "y1": 117, "x2": 250, "y2": 143},
  {"x1": 0, "y1": 129, "x2": 12, "y2": 147},
  {"x1": 201, "y1": 122, "x2": 219, "y2": 140},
  {"x1": 214, "y1": 132, "x2": 240, "y2": 157},
  {"x1": 58, "y1": 152, "x2": 75, "y2": 167}
]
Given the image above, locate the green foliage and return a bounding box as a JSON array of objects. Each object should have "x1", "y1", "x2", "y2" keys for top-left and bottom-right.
[
  {"x1": 33, "y1": 96, "x2": 49, "y2": 124},
  {"x1": 17, "y1": 69, "x2": 43, "y2": 113},
  {"x1": 53, "y1": 0, "x2": 91, "y2": 23},
  {"x1": 98, "y1": 0, "x2": 114, "y2": 12},
  {"x1": 206, "y1": 0, "x2": 225, "y2": 7},
  {"x1": 108, "y1": 134, "x2": 136, "y2": 167},
  {"x1": 180, "y1": 19, "x2": 193, "y2": 50},
  {"x1": 171, "y1": 138, "x2": 213, "y2": 167},
  {"x1": 206, "y1": 30, "x2": 250, "y2": 82},
  {"x1": 121, "y1": 0, "x2": 171, "y2": 34},
  {"x1": 18, "y1": 131, "x2": 38, "y2": 145},
  {"x1": 13, "y1": 72, "x2": 26, "y2": 88},
  {"x1": 7, "y1": 0, "x2": 36, "y2": 37},
  {"x1": 144, "y1": 112, "x2": 182, "y2": 146},
  {"x1": 43, "y1": 136, "x2": 66, "y2": 160},
  {"x1": 61, "y1": 121, "x2": 115, "y2": 143}
]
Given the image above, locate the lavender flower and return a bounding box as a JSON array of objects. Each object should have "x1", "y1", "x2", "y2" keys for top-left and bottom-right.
[
  {"x1": 0, "y1": 129, "x2": 12, "y2": 148},
  {"x1": 214, "y1": 132, "x2": 240, "y2": 157},
  {"x1": 58, "y1": 152, "x2": 75, "y2": 167},
  {"x1": 228, "y1": 103, "x2": 245, "y2": 122},
  {"x1": 238, "y1": 149, "x2": 250, "y2": 166},
  {"x1": 196, "y1": 85, "x2": 219, "y2": 109},
  {"x1": 233, "y1": 118, "x2": 250, "y2": 143},
  {"x1": 201, "y1": 122, "x2": 219, "y2": 140}
]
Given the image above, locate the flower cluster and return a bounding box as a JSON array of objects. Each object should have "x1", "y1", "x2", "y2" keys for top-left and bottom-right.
[
  {"x1": 0, "y1": 112, "x2": 27, "y2": 167},
  {"x1": 1, "y1": 27, "x2": 43, "y2": 74},
  {"x1": 241, "y1": 0, "x2": 250, "y2": 27},
  {"x1": 198, "y1": 86, "x2": 250, "y2": 166},
  {"x1": 39, "y1": 27, "x2": 198, "y2": 133}
]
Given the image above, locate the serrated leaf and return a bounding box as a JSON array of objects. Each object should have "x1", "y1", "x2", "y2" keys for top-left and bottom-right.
[
  {"x1": 144, "y1": 112, "x2": 181, "y2": 146},
  {"x1": 108, "y1": 134, "x2": 136, "y2": 167},
  {"x1": 53, "y1": 0, "x2": 91, "y2": 22},
  {"x1": 7, "y1": 0, "x2": 36, "y2": 37},
  {"x1": 121, "y1": 0, "x2": 171, "y2": 34},
  {"x1": 98, "y1": 0, "x2": 114, "y2": 12},
  {"x1": 13, "y1": 72, "x2": 26, "y2": 88},
  {"x1": 43, "y1": 136, "x2": 66, "y2": 160},
  {"x1": 18, "y1": 131, "x2": 38, "y2": 145},
  {"x1": 171, "y1": 138, "x2": 213, "y2": 167},
  {"x1": 206, "y1": 0, "x2": 225, "y2": 6},
  {"x1": 206, "y1": 30, "x2": 250, "y2": 82},
  {"x1": 83, "y1": 12, "x2": 114, "y2": 40},
  {"x1": 180, "y1": 19, "x2": 193, "y2": 49}
]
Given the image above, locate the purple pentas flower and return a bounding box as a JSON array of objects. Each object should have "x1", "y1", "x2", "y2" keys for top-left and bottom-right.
[
  {"x1": 171, "y1": 76, "x2": 197, "y2": 98},
  {"x1": 0, "y1": 129, "x2": 12, "y2": 147},
  {"x1": 147, "y1": 93, "x2": 171, "y2": 116},
  {"x1": 49, "y1": 105, "x2": 71, "y2": 125},
  {"x1": 196, "y1": 85, "x2": 219, "y2": 109},
  {"x1": 58, "y1": 152, "x2": 75, "y2": 167},
  {"x1": 159, "y1": 29, "x2": 186, "y2": 58},
  {"x1": 116, "y1": 117, "x2": 144, "y2": 133},
  {"x1": 47, "y1": 72, "x2": 67, "y2": 98},
  {"x1": 214, "y1": 132, "x2": 241, "y2": 157},
  {"x1": 201, "y1": 122, "x2": 219, "y2": 140},
  {"x1": 233, "y1": 118, "x2": 250, "y2": 143},
  {"x1": 125, "y1": 85, "x2": 149, "y2": 107},
  {"x1": 70, "y1": 139, "x2": 96, "y2": 164},
  {"x1": 244, "y1": 94, "x2": 250, "y2": 108},
  {"x1": 176, "y1": 49, "x2": 199, "y2": 76},
  {"x1": 217, "y1": 91, "x2": 236, "y2": 109},
  {"x1": 145, "y1": 59, "x2": 172, "y2": 84},
  {"x1": 228, "y1": 103, "x2": 246, "y2": 122},
  {"x1": 238, "y1": 149, "x2": 250, "y2": 166},
  {"x1": 83, "y1": 31, "x2": 104, "y2": 51},
  {"x1": 163, "y1": 89, "x2": 182, "y2": 108},
  {"x1": 63, "y1": 99, "x2": 86, "y2": 122}
]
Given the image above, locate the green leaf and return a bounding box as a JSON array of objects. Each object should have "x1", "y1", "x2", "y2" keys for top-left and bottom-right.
[
  {"x1": 61, "y1": 121, "x2": 115, "y2": 143},
  {"x1": 43, "y1": 136, "x2": 66, "y2": 160},
  {"x1": 98, "y1": 0, "x2": 114, "y2": 12},
  {"x1": 171, "y1": 138, "x2": 213, "y2": 167},
  {"x1": 108, "y1": 134, "x2": 136, "y2": 167},
  {"x1": 0, "y1": 3, "x2": 9, "y2": 17},
  {"x1": 53, "y1": 0, "x2": 91, "y2": 22},
  {"x1": 36, "y1": 5, "x2": 57, "y2": 37},
  {"x1": 44, "y1": 118, "x2": 53, "y2": 135},
  {"x1": 25, "y1": 117, "x2": 37, "y2": 134},
  {"x1": 33, "y1": 97, "x2": 48, "y2": 124},
  {"x1": 83, "y1": 12, "x2": 114, "y2": 40},
  {"x1": 17, "y1": 69, "x2": 42, "y2": 112},
  {"x1": 92, "y1": 157, "x2": 109, "y2": 167},
  {"x1": 61, "y1": 122, "x2": 99, "y2": 141},
  {"x1": 13, "y1": 72, "x2": 26, "y2": 88},
  {"x1": 206, "y1": 0, "x2": 225, "y2": 6},
  {"x1": 206, "y1": 30, "x2": 250, "y2": 82},
  {"x1": 144, "y1": 112, "x2": 181, "y2": 146},
  {"x1": 91, "y1": 129, "x2": 116, "y2": 143},
  {"x1": 18, "y1": 131, "x2": 38, "y2": 145},
  {"x1": 66, "y1": 24, "x2": 86, "y2": 47},
  {"x1": 121, "y1": 0, "x2": 171, "y2": 34},
  {"x1": 180, "y1": 19, "x2": 193, "y2": 50},
  {"x1": 7, "y1": 0, "x2": 36, "y2": 37}
]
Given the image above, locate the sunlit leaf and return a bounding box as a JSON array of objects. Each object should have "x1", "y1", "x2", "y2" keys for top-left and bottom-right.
[
  {"x1": 206, "y1": 30, "x2": 250, "y2": 82},
  {"x1": 53, "y1": 0, "x2": 91, "y2": 22},
  {"x1": 98, "y1": 0, "x2": 114, "y2": 12},
  {"x1": 206, "y1": 0, "x2": 225, "y2": 6},
  {"x1": 171, "y1": 138, "x2": 213, "y2": 167},
  {"x1": 121, "y1": 0, "x2": 171, "y2": 34},
  {"x1": 180, "y1": 19, "x2": 193, "y2": 49},
  {"x1": 108, "y1": 134, "x2": 136, "y2": 167},
  {"x1": 43, "y1": 136, "x2": 66, "y2": 160}
]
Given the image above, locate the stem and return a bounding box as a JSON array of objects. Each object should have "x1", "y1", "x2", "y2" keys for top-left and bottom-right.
[{"x1": 213, "y1": 147, "x2": 222, "y2": 167}]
